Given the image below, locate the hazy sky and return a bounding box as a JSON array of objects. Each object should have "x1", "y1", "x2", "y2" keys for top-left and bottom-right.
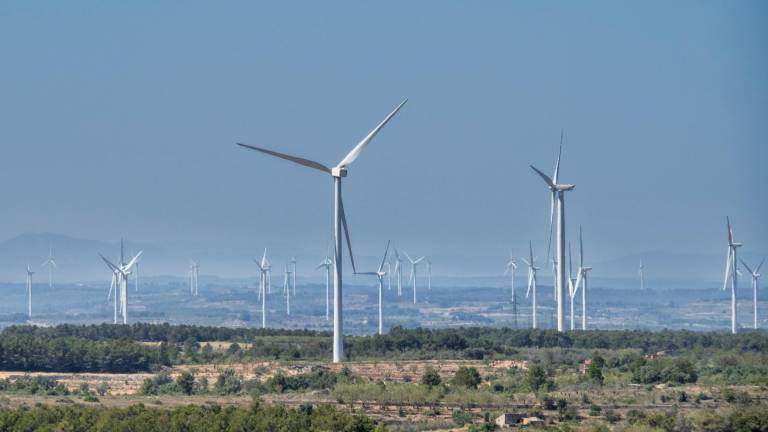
[{"x1": 1, "y1": 1, "x2": 766, "y2": 269}]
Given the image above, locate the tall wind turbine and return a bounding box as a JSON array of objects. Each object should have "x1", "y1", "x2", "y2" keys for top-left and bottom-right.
[
  {"x1": 99, "y1": 240, "x2": 142, "y2": 324},
  {"x1": 740, "y1": 258, "x2": 763, "y2": 330},
  {"x1": 568, "y1": 242, "x2": 578, "y2": 331},
  {"x1": 355, "y1": 241, "x2": 390, "y2": 335},
  {"x1": 723, "y1": 217, "x2": 742, "y2": 334},
  {"x1": 530, "y1": 130, "x2": 575, "y2": 332},
  {"x1": 41, "y1": 245, "x2": 56, "y2": 289},
  {"x1": 25, "y1": 265, "x2": 34, "y2": 318},
  {"x1": 404, "y1": 251, "x2": 425, "y2": 304},
  {"x1": 254, "y1": 248, "x2": 271, "y2": 329},
  {"x1": 316, "y1": 251, "x2": 332, "y2": 321},
  {"x1": 574, "y1": 226, "x2": 592, "y2": 331},
  {"x1": 639, "y1": 260, "x2": 645, "y2": 291},
  {"x1": 237, "y1": 99, "x2": 407, "y2": 363},
  {"x1": 189, "y1": 261, "x2": 200, "y2": 296},
  {"x1": 393, "y1": 248, "x2": 404, "y2": 297},
  {"x1": 283, "y1": 264, "x2": 292, "y2": 316},
  {"x1": 521, "y1": 241, "x2": 539, "y2": 329},
  {"x1": 505, "y1": 253, "x2": 518, "y2": 328},
  {"x1": 290, "y1": 257, "x2": 297, "y2": 297}
]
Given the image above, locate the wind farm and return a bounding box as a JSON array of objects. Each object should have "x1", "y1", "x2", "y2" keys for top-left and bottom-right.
[{"x1": 0, "y1": 2, "x2": 765, "y2": 431}]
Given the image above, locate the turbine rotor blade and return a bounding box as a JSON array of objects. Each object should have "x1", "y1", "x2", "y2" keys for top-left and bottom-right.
[
  {"x1": 530, "y1": 165, "x2": 556, "y2": 189},
  {"x1": 237, "y1": 143, "x2": 332, "y2": 174},
  {"x1": 339, "y1": 196, "x2": 357, "y2": 274},
  {"x1": 378, "y1": 241, "x2": 391, "y2": 273},
  {"x1": 336, "y1": 99, "x2": 408, "y2": 168}
]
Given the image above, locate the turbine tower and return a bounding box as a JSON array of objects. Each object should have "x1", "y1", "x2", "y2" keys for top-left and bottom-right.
[
  {"x1": 41, "y1": 245, "x2": 56, "y2": 289},
  {"x1": 99, "y1": 239, "x2": 142, "y2": 324},
  {"x1": 283, "y1": 264, "x2": 292, "y2": 316},
  {"x1": 404, "y1": 251, "x2": 425, "y2": 304},
  {"x1": 189, "y1": 261, "x2": 200, "y2": 296},
  {"x1": 505, "y1": 253, "x2": 518, "y2": 328},
  {"x1": 568, "y1": 242, "x2": 578, "y2": 331},
  {"x1": 522, "y1": 241, "x2": 539, "y2": 329},
  {"x1": 722, "y1": 217, "x2": 742, "y2": 334},
  {"x1": 639, "y1": 260, "x2": 645, "y2": 291},
  {"x1": 393, "y1": 248, "x2": 404, "y2": 297},
  {"x1": 254, "y1": 248, "x2": 271, "y2": 329},
  {"x1": 740, "y1": 258, "x2": 763, "y2": 330},
  {"x1": 355, "y1": 241, "x2": 390, "y2": 335},
  {"x1": 237, "y1": 99, "x2": 407, "y2": 363},
  {"x1": 426, "y1": 259, "x2": 432, "y2": 291},
  {"x1": 530, "y1": 130, "x2": 575, "y2": 332},
  {"x1": 574, "y1": 226, "x2": 592, "y2": 331},
  {"x1": 316, "y1": 251, "x2": 332, "y2": 321},
  {"x1": 25, "y1": 265, "x2": 34, "y2": 318}
]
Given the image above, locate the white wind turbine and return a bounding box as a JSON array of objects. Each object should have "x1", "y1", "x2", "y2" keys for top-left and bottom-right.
[
  {"x1": 639, "y1": 260, "x2": 645, "y2": 291},
  {"x1": 189, "y1": 261, "x2": 200, "y2": 296},
  {"x1": 254, "y1": 248, "x2": 271, "y2": 329},
  {"x1": 505, "y1": 253, "x2": 518, "y2": 327},
  {"x1": 316, "y1": 250, "x2": 333, "y2": 321},
  {"x1": 283, "y1": 264, "x2": 292, "y2": 316},
  {"x1": 393, "y1": 248, "x2": 404, "y2": 297},
  {"x1": 723, "y1": 217, "x2": 742, "y2": 334},
  {"x1": 41, "y1": 245, "x2": 56, "y2": 289},
  {"x1": 25, "y1": 265, "x2": 34, "y2": 318},
  {"x1": 99, "y1": 239, "x2": 142, "y2": 325},
  {"x1": 355, "y1": 241, "x2": 390, "y2": 335},
  {"x1": 531, "y1": 130, "x2": 575, "y2": 332},
  {"x1": 404, "y1": 251, "x2": 425, "y2": 304},
  {"x1": 568, "y1": 242, "x2": 578, "y2": 331},
  {"x1": 237, "y1": 99, "x2": 407, "y2": 363},
  {"x1": 521, "y1": 241, "x2": 540, "y2": 329},
  {"x1": 740, "y1": 258, "x2": 763, "y2": 330},
  {"x1": 573, "y1": 226, "x2": 592, "y2": 331}
]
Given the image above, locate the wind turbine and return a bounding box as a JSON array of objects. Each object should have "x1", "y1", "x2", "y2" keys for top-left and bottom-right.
[
  {"x1": 723, "y1": 217, "x2": 742, "y2": 334},
  {"x1": 740, "y1": 258, "x2": 763, "y2": 330},
  {"x1": 290, "y1": 257, "x2": 297, "y2": 297},
  {"x1": 521, "y1": 241, "x2": 539, "y2": 329},
  {"x1": 530, "y1": 130, "x2": 575, "y2": 332},
  {"x1": 25, "y1": 265, "x2": 34, "y2": 318},
  {"x1": 189, "y1": 261, "x2": 200, "y2": 296},
  {"x1": 639, "y1": 260, "x2": 645, "y2": 291},
  {"x1": 505, "y1": 253, "x2": 518, "y2": 328},
  {"x1": 393, "y1": 248, "x2": 404, "y2": 297},
  {"x1": 573, "y1": 226, "x2": 592, "y2": 331},
  {"x1": 237, "y1": 99, "x2": 407, "y2": 363},
  {"x1": 355, "y1": 241, "x2": 390, "y2": 335},
  {"x1": 254, "y1": 248, "x2": 271, "y2": 329},
  {"x1": 283, "y1": 264, "x2": 292, "y2": 316},
  {"x1": 316, "y1": 251, "x2": 332, "y2": 321},
  {"x1": 41, "y1": 245, "x2": 56, "y2": 289},
  {"x1": 568, "y1": 242, "x2": 578, "y2": 331},
  {"x1": 404, "y1": 251, "x2": 425, "y2": 304},
  {"x1": 99, "y1": 239, "x2": 142, "y2": 324}
]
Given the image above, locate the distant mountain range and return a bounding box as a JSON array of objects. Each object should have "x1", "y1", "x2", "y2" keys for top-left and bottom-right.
[{"x1": 0, "y1": 232, "x2": 760, "y2": 289}]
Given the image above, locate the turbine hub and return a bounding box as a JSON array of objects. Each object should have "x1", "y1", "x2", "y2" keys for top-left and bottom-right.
[{"x1": 331, "y1": 167, "x2": 347, "y2": 178}]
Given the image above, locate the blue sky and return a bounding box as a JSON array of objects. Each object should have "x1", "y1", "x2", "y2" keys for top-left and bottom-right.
[{"x1": 0, "y1": 1, "x2": 765, "y2": 276}]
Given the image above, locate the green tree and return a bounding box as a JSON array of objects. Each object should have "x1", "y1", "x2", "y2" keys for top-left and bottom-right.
[
  {"x1": 526, "y1": 364, "x2": 549, "y2": 392},
  {"x1": 176, "y1": 371, "x2": 195, "y2": 395},
  {"x1": 451, "y1": 366, "x2": 481, "y2": 389},
  {"x1": 421, "y1": 367, "x2": 442, "y2": 387}
]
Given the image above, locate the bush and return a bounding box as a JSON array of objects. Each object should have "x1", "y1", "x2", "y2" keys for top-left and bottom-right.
[
  {"x1": 589, "y1": 404, "x2": 601, "y2": 416},
  {"x1": 452, "y1": 408, "x2": 473, "y2": 426},
  {"x1": 421, "y1": 367, "x2": 442, "y2": 387},
  {"x1": 176, "y1": 371, "x2": 195, "y2": 395},
  {"x1": 214, "y1": 368, "x2": 242, "y2": 395},
  {"x1": 451, "y1": 367, "x2": 481, "y2": 389}
]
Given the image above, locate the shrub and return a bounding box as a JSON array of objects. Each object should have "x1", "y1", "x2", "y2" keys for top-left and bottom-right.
[
  {"x1": 421, "y1": 367, "x2": 442, "y2": 387},
  {"x1": 451, "y1": 367, "x2": 481, "y2": 389}
]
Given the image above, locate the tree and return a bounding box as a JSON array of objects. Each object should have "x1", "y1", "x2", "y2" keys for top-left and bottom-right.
[
  {"x1": 587, "y1": 360, "x2": 605, "y2": 385},
  {"x1": 451, "y1": 367, "x2": 481, "y2": 389},
  {"x1": 526, "y1": 364, "x2": 550, "y2": 392},
  {"x1": 421, "y1": 367, "x2": 442, "y2": 387},
  {"x1": 176, "y1": 371, "x2": 195, "y2": 395}
]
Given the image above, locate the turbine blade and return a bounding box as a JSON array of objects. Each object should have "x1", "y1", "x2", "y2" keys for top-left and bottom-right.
[
  {"x1": 579, "y1": 226, "x2": 584, "y2": 268},
  {"x1": 403, "y1": 250, "x2": 414, "y2": 264},
  {"x1": 99, "y1": 254, "x2": 119, "y2": 272},
  {"x1": 414, "y1": 257, "x2": 425, "y2": 264},
  {"x1": 756, "y1": 258, "x2": 765, "y2": 274},
  {"x1": 378, "y1": 241, "x2": 391, "y2": 273},
  {"x1": 339, "y1": 196, "x2": 357, "y2": 274},
  {"x1": 740, "y1": 258, "x2": 754, "y2": 276},
  {"x1": 530, "y1": 165, "x2": 556, "y2": 189},
  {"x1": 124, "y1": 251, "x2": 143, "y2": 271},
  {"x1": 727, "y1": 216, "x2": 733, "y2": 244},
  {"x1": 237, "y1": 143, "x2": 332, "y2": 174},
  {"x1": 336, "y1": 99, "x2": 407, "y2": 168},
  {"x1": 554, "y1": 129, "x2": 563, "y2": 184},
  {"x1": 723, "y1": 247, "x2": 733, "y2": 291},
  {"x1": 546, "y1": 192, "x2": 555, "y2": 262},
  {"x1": 574, "y1": 269, "x2": 583, "y2": 296}
]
